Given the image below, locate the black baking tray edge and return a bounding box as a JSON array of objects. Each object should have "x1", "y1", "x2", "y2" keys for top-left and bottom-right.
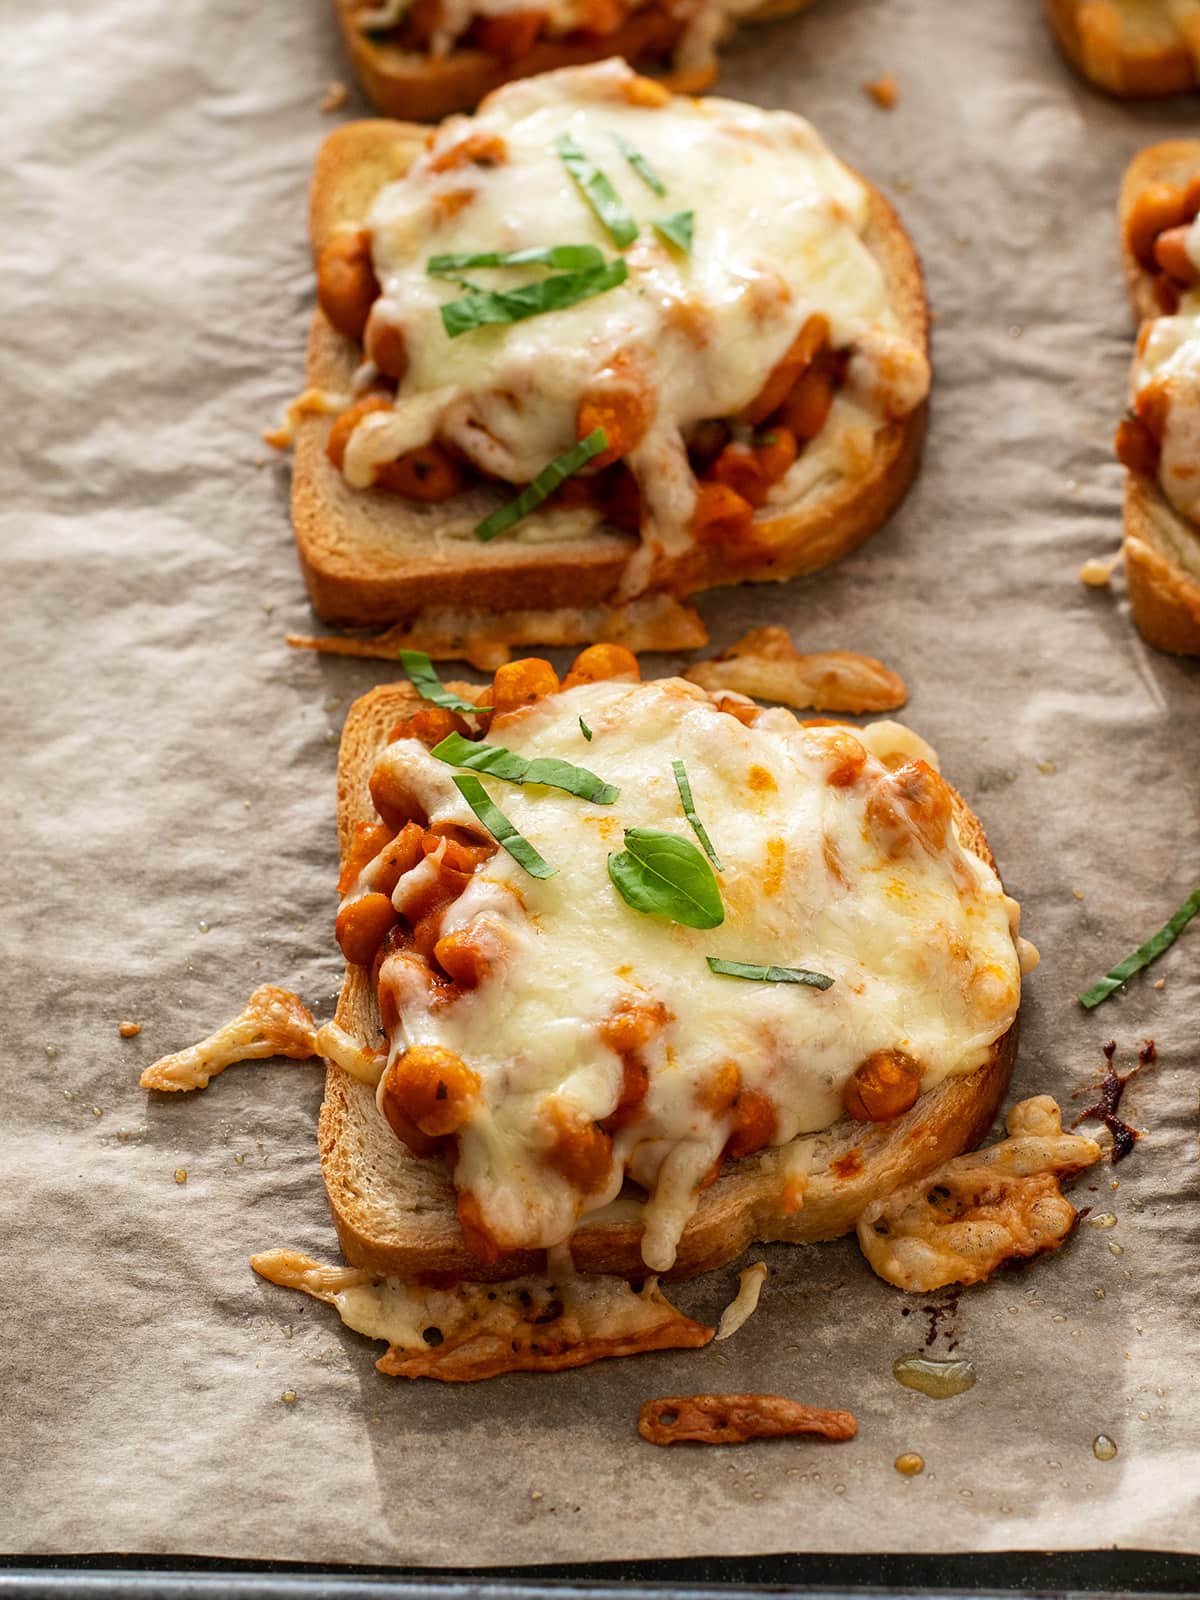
[{"x1": 3, "y1": 1551, "x2": 1200, "y2": 1599}]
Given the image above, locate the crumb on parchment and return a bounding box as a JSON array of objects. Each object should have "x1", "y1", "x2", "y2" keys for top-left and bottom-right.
[
  {"x1": 864, "y1": 74, "x2": 900, "y2": 109},
  {"x1": 319, "y1": 81, "x2": 348, "y2": 113}
]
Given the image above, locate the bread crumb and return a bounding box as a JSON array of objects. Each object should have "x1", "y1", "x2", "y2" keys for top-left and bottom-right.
[
  {"x1": 281, "y1": 1389, "x2": 298, "y2": 1403},
  {"x1": 530, "y1": 1491, "x2": 543, "y2": 1501},
  {"x1": 1080, "y1": 552, "x2": 1122, "y2": 587},
  {"x1": 118, "y1": 1020, "x2": 141, "y2": 1038},
  {"x1": 92, "y1": 1106, "x2": 104, "y2": 1118},
  {"x1": 174, "y1": 1168, "x2": 188, "y2": 1184},
  {"x1": 864, "y1": 74, "x2": 899, "y2": 108},
  {"x1": 1037, "y1": 760, "x2": 1057, "y2": 775},
  {"x1": 1153, "y1": 978, "x2": 1166, "y2": 989},
  {"x1": 319, "y1": 80, "x2": 348, "y2": 114},
  {"x1": 1072, "y1": 888, "x2": 1085, "y2": 900}
]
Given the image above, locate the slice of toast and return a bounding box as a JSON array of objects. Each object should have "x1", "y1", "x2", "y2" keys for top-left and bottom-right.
[
  {"x1": 1116, "y1": 142, "x2": 1200, "y2": 656},
  {"x1": 331, "y1": 0, "x2": 818, "y2": 122},
  {"x1": 319, "y1": 678, "x2": 1018, "y2": 1285},
  {"x1": 293, "y1": 117, "x2": 929, "y2": 629},
  {"x1": 1045, "y1": 0, "x2": 1200, "y2": 97}
]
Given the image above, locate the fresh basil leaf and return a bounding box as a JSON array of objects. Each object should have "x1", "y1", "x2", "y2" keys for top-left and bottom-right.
[
  {"x1": 652, "y1": 210, "x2": 693, "y2": 255},
  {"x1": 579, "y1": 716, "x2": 593, "y2": 742},
  {"x1": 440, "y1": 260, "x2": 627, "y2": 338},
  {"x1": 396, "y1": 650, "x2": 478, "y2": 714},
  {"x1": 452, "y1": 775, "x2": 556, "y2": 879},
  {"x1": 474, "y1": 428, "x2": 607, "y2": 542},
  {"x1": 427, "y1": 244, "x2": 606, "y2": 277},
  {"x1": 556, "y1": 133, "x2": 638, "y2": 249},
  {"x1": 615, "y1": 134, "x2": 667, "y2": 197},
  {"x1": 1079, "y1": 882, "x2": 1200, "y2": 1008},
  {"x1": 671, "y1": 758, "x2": 721, "y2": 869},
  {"x1": 706, "y1": 957, "x2": 834, "y2": 990},
  {"x1": 607, "y1": 827, "x2": 724, "y2": 929},
  {"x1": 432, "y1": 730, "x2": 618, "y2": 804}
]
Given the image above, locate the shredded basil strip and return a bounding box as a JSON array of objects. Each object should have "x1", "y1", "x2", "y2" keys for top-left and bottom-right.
[
  {"x1": 671, "y1": 758, "x2": 721, "y2": 869},
  {"x1": 475, "y1": 428, "x2": 607, "y2": 542},
  {"x1": 706, "y1": 957, "x2": 834, "y2": 990},
  {"x1": 452, "y1": 775, "x2": 556, "y2": 878},
  {"x1": 607, "y1": 828, "x2": 724, "y2": 930},
  {"x1": 652, "y1": 210, "x2": 693, "y2": 255},
  {"x1": 427, "y1": 243, "x2": 606, "y2": 277},
  {"x1": 579, "y1": 717, "x2": 593, "y2": 741},
  {"x1": 396, "y1": 650, "x2": 478, "y2": 714},
  {"x1": 432, "y1": 730, "x2": 618, "y2": 804},
  {"x1": 615, "y1": 134, "x2": 667, "y2": 197},
  {"x1": 556, "y1": 133, "x2": 638, "y2": 249},
  {"x1": 1079, "y1": 883, "x2": 1200, "y2": 1008},
  {"x1": 440, "y1": 260, "x2": 627, "y2": 338}
]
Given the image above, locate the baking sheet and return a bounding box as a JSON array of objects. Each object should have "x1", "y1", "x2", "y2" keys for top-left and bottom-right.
[{"x1": 3, "y1": 0, "x2": 1199, "y2": 1567}]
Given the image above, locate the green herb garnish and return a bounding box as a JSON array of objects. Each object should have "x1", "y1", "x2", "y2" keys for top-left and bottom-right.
[
  {"x1": 671, "y1": 758, "x2": 721, "y2": 869},
  {"x1": 579, "y1": 717, "x2": 593, "y2": 741},
  {"x1": 397, "y1": 650, "x2": 478, "y2": 714},
  {"x1": 427, "y1": 244, "x2": 606, "y2": 277},
  {"x1": 706, "y1": 957, "x2": 834, "y2": 989},
  {"x1": 607, "y1": 828, "x2": 724, "y2": 930},
  {"x1": 432, "y1": 730, "x2": 618, "y2": 803},
  {"x1": 474, "y1": 428, "x2": 607, "y2": 542},
  {"x1": 452, "y1": 775, "x2": 556, "y2": 878},
  {"x1": 557, "y1": 133, "x2": 638, "y2": 249},
  {"x1": 440, "y1": 261, "x2": 627, "y2": 338},
  {"x1": 1079, "y1": 883, "x2": 1200, "y2": 1008},
  {"x1": 615, "y1": 134, "x2": 667, "y2": 197},
  {"x1": 652, "y1": 211, "x2": 693, "y2": 255}
]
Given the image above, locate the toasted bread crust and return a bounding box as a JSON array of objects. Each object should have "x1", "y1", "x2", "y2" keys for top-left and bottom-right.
[
  {"x1": 331, "y1": 0, "x2": 817, "y2": 121},
  {"x1": 1124, "y1": 478, "x2": 1200, "y2": 653},
  {"x1": 293, "y1": 118, "x2": 928, "y2": 628},
  {"x1": 1115, "y1": 142, "x2": 1200, "y2": 655},
  {"x1": 319, "y1": 680, "x2": 1018, "y2": 1284},
  {"x1": 1045, "y1": 0, "x2": 1200, "y2": 97}
]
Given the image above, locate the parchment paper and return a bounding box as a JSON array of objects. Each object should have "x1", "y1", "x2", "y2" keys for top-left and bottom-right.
[{"x1": 3, "y1": 0, "x2": 1199, "y2": 1566}]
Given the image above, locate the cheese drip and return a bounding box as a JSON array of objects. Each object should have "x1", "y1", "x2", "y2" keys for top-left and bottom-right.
[
  {"x1": 366, "y1": 679, "x2": 1022, "y2": 1273},
  {"x1": 346, "y1": 61, "x2": 929, "y2": 584}
]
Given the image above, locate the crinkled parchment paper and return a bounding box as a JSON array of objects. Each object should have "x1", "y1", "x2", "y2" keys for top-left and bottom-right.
[{"x1": 2, "y1": 0, "x2": 1198, "y2": 1566}]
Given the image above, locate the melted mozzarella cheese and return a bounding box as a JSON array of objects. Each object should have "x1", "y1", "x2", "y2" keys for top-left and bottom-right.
[
  {"x1": 1133, "y1": 290, "x2": 1200, "y2": 523},
  {"x1": 348, "y1": 61, "x2": 928, "y2": 581},
  {"x1": 371, "y1": 678, "x2": 1022, "y2": 1272}
]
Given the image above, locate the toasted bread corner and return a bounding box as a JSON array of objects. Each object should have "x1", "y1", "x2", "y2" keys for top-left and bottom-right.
[
  {"x1": 1123, "y1": 477, "x2": 1200, "y2": 654},
  {"x1": 1045, "y1": 0, "x2": 1200, "y2": 97}
]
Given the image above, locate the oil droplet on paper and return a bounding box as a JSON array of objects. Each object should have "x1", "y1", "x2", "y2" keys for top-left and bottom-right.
[
  {"x1": 893, "y1": 1354, "x2": 977, "y2": 1398},
  {"x1": 894, "y1": 1453, "x2": 925, "y2": 1476},
  {"x1": 1088, "y1": 1212, "x2": 1117, "y2": 1229},
  {"x1": 1092, "y1": 1434, "x2": 1118, "y2": 1461}
]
